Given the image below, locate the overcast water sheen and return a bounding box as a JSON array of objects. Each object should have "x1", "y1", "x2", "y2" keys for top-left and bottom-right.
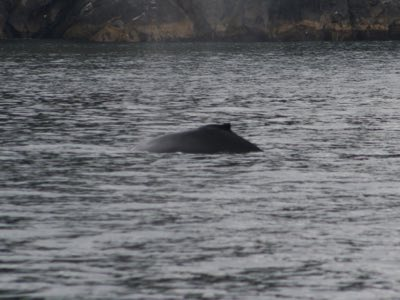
[{"x1": 1, "y1": 40, "x2": 400, "y2": 299}]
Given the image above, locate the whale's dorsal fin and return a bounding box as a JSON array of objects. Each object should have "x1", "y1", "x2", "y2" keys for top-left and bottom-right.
[
  {"x1": 219, "y1": 123, "x2": 231, "y2": 131},
  {"x1": 203, "y1": 123, "x2": 232, "y2": 131}
]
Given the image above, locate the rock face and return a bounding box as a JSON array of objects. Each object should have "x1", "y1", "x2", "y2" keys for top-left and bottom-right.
[
  {"x1": 1, "y1": 0, "x2": 400, "y2": 42},
  {"x1": 0, "y1": 0, "x2": 74, "y2": 38}
]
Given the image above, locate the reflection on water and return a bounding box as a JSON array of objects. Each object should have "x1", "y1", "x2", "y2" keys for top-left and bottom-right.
[{"x1": 1, "y1": 40, "x2": 400, "y2": 299}]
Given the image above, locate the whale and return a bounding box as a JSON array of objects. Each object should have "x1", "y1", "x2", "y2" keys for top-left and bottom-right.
[{"x1": 136, "y1": 123, "x2": 262, "y2": 154}]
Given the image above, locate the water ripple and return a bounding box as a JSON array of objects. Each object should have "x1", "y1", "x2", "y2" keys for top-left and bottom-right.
[{"x1": 1, "y1": 40, "x2": 400, "y2": 299}]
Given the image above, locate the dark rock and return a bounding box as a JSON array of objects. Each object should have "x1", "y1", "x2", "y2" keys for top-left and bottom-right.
[
  {"x1": 1, "y1": 0, "x2": 400, "y2": 42},
  {"x1": 0, "y1": 0, "x2": 80, "y2": 38},
  {"x1": 389, "y1": 20, "x2": 400, "y2": 39},
  {"x1": 0, "y1": 0, "x2": 12, "y2": 39},
  {"x1": 7, "y1": 0, "x2": 56, "y2": 37}
]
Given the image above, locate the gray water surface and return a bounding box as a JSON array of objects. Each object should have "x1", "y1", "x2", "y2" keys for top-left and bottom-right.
[{"x1": 1, "y1": 40, "x2": 400, "y2": 299}]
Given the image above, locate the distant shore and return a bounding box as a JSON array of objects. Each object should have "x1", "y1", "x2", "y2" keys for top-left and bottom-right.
[{"x1": 1, "y1": 0, "x2": 400, "y2": 43}]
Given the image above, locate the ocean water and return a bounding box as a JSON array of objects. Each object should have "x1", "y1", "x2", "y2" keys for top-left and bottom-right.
[{"x1": 1, "y1": 40, "x2": 400, "y2": 299}]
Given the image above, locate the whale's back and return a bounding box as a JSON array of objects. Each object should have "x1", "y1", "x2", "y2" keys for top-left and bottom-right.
[{"x1": 137, "y1": 124, "x2": 262, "y2": 154}]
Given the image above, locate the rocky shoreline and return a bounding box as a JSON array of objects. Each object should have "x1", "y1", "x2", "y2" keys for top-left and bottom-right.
[{"x1": 1, "y1": 0, "x2": 400, "y2": 42}]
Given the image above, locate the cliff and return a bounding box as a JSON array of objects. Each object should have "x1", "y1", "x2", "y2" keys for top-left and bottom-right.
[{"x1": 1, "y1": 0, "x2": 400, "y2": 42}]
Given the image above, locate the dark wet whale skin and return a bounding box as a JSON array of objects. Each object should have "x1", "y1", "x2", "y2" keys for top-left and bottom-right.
[{"x1": 137, "y1": 124, "x2": 262, "y2": 154}]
